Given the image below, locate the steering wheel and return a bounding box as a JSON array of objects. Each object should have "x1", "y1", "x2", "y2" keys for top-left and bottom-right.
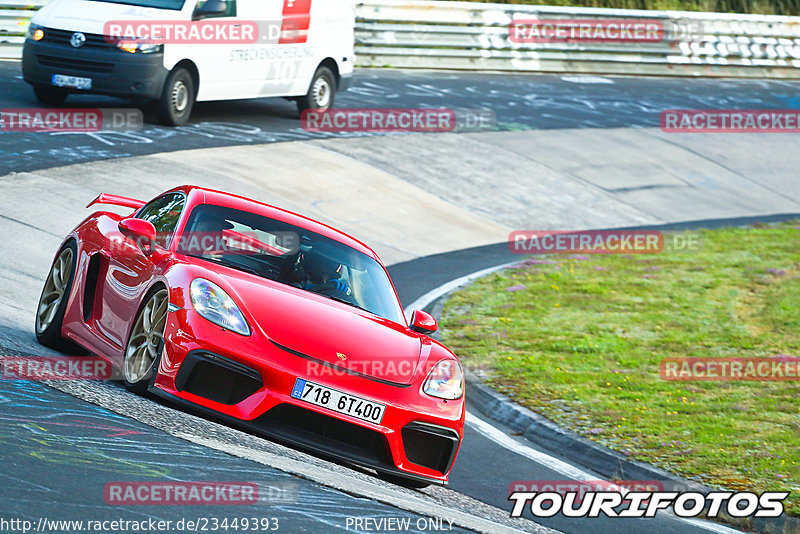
[{"x1": 317, "y1": 283, "x2": 357, "y2": 305}]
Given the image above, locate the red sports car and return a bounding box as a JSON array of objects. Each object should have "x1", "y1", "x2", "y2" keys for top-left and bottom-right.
[{"x1": 35, "y1": 185, "x2": 464, "y2": 487}]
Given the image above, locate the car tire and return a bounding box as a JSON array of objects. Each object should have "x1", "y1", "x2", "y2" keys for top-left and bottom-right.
[
  {"x1": 33, "y1": 85, "x2": 69, "y2": 106},
  {"x1": 296, "y1": 66, "x2": 336, "y2": 115},
  {"x1": 35, "y1": 241, "x2": 79, "y2": 351},
  {"x1": 122, "y1": 287, "x2": 169, "y2": 395},
  {"x1": 157, "y1": 67, "x2": 195, "y2": 127}
]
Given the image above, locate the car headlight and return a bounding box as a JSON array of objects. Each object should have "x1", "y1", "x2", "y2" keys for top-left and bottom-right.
[
  {"x1": 190, "y1": 278, "x2": 250, "y2": 336},
  {"x1": 27, "y1": 24, "x2": 45, "y2": 42},
  {"x1": 116, "y1": 40, "x2": 163, "y2": 54},
  {"x1": 422, "y1": 359, "x2": 464, "y2": 400}
]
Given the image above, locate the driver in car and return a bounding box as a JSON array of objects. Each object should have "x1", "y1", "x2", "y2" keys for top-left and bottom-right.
[
  {"x1": 181, "y1": 215, "x2": 232, "y2": 261},
  {"x1": 301, "y1": 254, "x2": 351, "y2": 296}
]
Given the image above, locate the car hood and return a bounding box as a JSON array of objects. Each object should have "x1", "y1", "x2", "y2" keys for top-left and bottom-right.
[{"x1": 230, "y1": 277, "x2": 421, "y2": 385}]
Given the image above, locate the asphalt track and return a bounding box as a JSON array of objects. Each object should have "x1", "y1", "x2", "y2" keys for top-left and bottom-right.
[
  {"x1": 1, "y1": 63, "x2": 799, "y2": 534},
  {"x1": 3, "y1": 61, "x2": 800, "y2": 175}
]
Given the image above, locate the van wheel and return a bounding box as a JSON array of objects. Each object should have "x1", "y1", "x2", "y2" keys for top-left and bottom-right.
[
  {"x1": 157, "y1": 67, "x2": 195, "y2": 127},
  {"x1": 297, "y1": 66, "x2": 335, "y2": 115},
  {"x1": 33, "y1": 85, "x2": 69, "y2": 106}
]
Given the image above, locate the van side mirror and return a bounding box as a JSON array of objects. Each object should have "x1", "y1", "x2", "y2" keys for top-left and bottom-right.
[
  {"x1": 409, "y1": 310, "x2": 437, "y2": 335},
  {"x1": 193, "y1": 0, "x2": 227, "y2": 20}
]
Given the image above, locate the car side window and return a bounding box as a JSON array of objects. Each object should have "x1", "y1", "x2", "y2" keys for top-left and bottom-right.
[
  {"x1": 136, "y1": 193, "x2": 186, "y2": 248},
  {"x1": 196, "y1": 0, "x2": 236, "y2": 18}
]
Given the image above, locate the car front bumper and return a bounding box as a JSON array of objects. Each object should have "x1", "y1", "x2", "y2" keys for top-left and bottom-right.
[
  {"x1": 152, "y1": 306, "x2": 464, "y2": 485},
  {"x1": 22, "y1": 37, "x2": 168, "y2": 100}
]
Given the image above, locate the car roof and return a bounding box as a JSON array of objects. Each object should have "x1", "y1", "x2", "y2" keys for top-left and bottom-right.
[{"x1": 166, "y1": 185, "x2": 380, "y2": 261}]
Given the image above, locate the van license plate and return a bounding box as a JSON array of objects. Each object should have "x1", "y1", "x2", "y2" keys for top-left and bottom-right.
[{"x1": 52, "y1": 74, "x2": 92, "y2": 90}]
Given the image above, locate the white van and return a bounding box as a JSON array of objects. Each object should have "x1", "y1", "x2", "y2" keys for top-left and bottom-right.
[{"x1": 22, "y1": 0, "x2": 354, "y2": 125}]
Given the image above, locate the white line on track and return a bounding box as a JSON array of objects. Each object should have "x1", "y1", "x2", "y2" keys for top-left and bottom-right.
[
  {"x1": 407, "y1": 262, "x2": 744, "y2": 534},
  {"x1": 176, "y1": 434, "x2": 529, "y2": 534},
  {"x1": 466, "y1": 412, "x2": 614, "y2": 485},
  {"x1": 467, "y1": 412, "x2": 742, "y2": 534},
  {"x1": 404, "y1": 261, "x2": 519, "y2": 320}
]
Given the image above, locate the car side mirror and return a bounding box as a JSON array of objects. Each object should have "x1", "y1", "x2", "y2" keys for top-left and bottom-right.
[
  {"x1": 409, "y1": 310, "x2": 437, "y2": 335},
  {"x1": 119, "y1": 218, "x2": 157, "y2": 252},
  {"x1": 192, "y1": 0, "x2": 227, "y2": 20}
]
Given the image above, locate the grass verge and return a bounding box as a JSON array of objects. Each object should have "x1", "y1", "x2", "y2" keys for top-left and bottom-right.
[
  {"x1": 449, "y1": 0, "x2": 799, "y2": 16},
  {"x1": 440, "y1": 222, "x2": 800, "y2": 513}
]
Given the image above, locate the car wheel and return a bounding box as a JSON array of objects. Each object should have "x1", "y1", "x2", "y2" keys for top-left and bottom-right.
[
  {"x1": 123, "y1": 287, "x2": 169, "y2": 395},
  {"x1": 297, "y1": 66, "x2": 336, "y2": 115},
  {"x1": 35, "y1": 241, "x2": 78, "y2": 350},
  {"x1": 33, "y1": 85, "x2": 69, "y2": 106},
  {"x1": 157, "y1": 67, "x2": 195, "y2": 127},
  {"x1": 378, "y1": 472, "x2": 431, "y2": 490}
]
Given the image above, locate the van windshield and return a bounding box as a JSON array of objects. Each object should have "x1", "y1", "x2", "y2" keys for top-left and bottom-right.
[{"x1": 90, "y1": 0, "x2": 185, "y2": 9}]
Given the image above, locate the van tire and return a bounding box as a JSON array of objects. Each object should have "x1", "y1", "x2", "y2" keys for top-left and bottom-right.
[
  {"x1": 33, "y1": 85, "x2": 69, "y2": 106},
  {"x1": 297, "y1": 66, "x2": 335, "y2": 115},
  {"x1": 157, "y1": 67, "x2": 195, "y2": 127}
]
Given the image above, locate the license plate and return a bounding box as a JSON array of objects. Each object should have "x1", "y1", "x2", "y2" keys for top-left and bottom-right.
[
  {"x1": 52, "y1": 74, "x2": 92, "y2": 90},
  {"x1": 291, "y1": 378, "x2": 385, "y2": 424}
]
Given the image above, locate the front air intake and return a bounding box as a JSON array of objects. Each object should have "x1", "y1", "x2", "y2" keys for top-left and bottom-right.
[
  {"x1": 175, "y1": 351, "x2": 262, "y2": 405},
  {"x1": 401, "y1": 422, "x2": 460, "y2": 474}
]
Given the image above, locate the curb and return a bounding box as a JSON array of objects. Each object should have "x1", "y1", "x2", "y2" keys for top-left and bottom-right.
[
  {"x1": 463, "y1": 369, "x2": 796, "y2": 534},
  {"x1": 465, "y1": 368, "x2": 708, "y2": 491}
]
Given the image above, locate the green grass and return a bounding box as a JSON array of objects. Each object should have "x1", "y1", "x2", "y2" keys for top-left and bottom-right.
[
  {"x1": 440, "y1": 222, "x2": 800, "y2": 514},
  {"x1": 449, "y1": 0, "x2": 800, "y2": 16}
]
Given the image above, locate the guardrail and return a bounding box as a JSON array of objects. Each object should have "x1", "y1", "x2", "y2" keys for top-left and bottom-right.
[
  {"x1": 2, "y1": 0, "x2": 799, "y2": 78},
  {"x1": 355, "y1": 0, "x2": 800, "y2": 77},
  {"x1": 0, "y1": 0, "x2": 45, "y2": 60}
]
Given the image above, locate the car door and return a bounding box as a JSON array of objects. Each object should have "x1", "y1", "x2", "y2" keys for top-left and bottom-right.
[{"x1": 95, "y1": 193, "x2": 186, "y2": 348}]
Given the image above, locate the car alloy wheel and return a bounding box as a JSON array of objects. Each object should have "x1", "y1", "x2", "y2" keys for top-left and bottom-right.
[
  {"x1": 124, "y1": 288, "x2": 169, "y2": 389},
  {"x1": 36, "y1": 247, "x2": 74, "y2": 334}
]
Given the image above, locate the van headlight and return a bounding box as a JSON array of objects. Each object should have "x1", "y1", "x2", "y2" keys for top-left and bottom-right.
[
  {"x1": 190, "y1": 278, "x2": 250, "y2": 336},
  {"x1": 422, "y1": 360, "x2": 464, "y2": 400},
  {"x1": 27, "y1": 24, "x2": 45, "y2": 42},
  {"x1": 116, "y1": 40, "x2": 163, "y2": 54}
]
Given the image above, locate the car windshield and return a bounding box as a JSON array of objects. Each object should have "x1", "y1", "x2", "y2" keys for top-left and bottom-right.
[
  {"x1": 89, "y1": 0, "x2": 185, "y2": 10},
  {"x1": 177, "y1": 204, "x2": 406, "y2": 325}
]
